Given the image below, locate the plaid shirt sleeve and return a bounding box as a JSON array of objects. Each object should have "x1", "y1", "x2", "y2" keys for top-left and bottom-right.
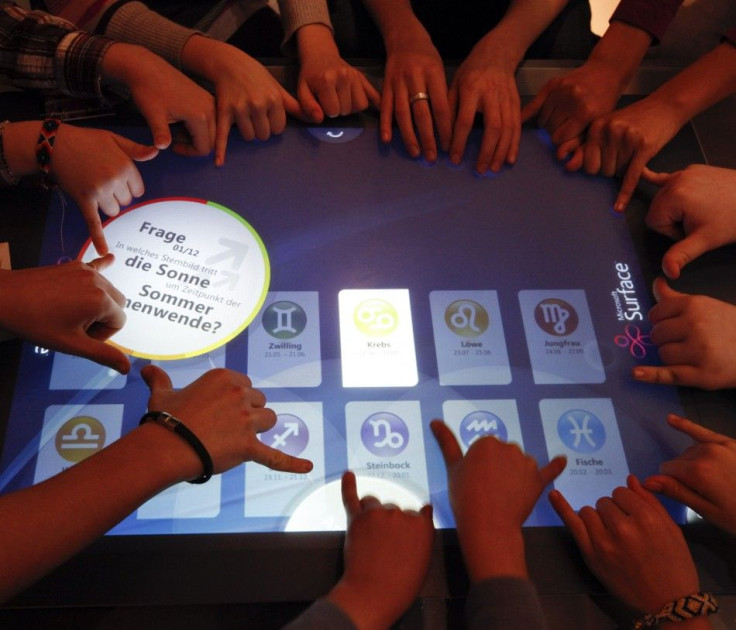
[{"x1": 0, "y1": 3, "x2": 114, "y2": 97}]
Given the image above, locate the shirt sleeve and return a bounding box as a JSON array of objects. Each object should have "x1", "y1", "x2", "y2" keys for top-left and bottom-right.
[
  {"x1": 610, "y1": 0, "x2": 684, "y2": 44},
  {"x1": 0, "y1": 4, "x2": 113, "y2": 97},
  {"x1": 96, "y1": 1, "x2": 198, "y2": 69},
  {"x1": 466, "y1": 577, "x2": 548, "y2": 630},
  {"x1": 281, "y1": 598, "x2": 356, "y2": 630},
  {"x1": 276, "y1": 0, "x2": 332, "y2": 47}
]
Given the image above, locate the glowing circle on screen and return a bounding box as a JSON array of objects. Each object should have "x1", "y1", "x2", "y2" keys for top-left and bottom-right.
[
  {"x1": 79, "y1": 197, "x2": 270, "y2": 360},
  {"x1": 285, "y1": 476, "x2": 430, "y2": 532}
]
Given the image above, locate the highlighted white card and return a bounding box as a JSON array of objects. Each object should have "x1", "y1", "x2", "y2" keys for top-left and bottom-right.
[
  {"x1": 49, "y1": 352, "x2": 127, "y2": 390},
  {"x1": 345, "y1": 401, "x2": 428, "y2": 500},
  {"x1": 430, "y1": 291, "x2": 511, "y2": 385},
  {"x1": 35, "y1": 405, "x2": 124, "y2": 484},
  {"x1": 540, "y1": 398, "x2": 629, "y2": 510},
  {"x1": 245, "y1": 402, "x2": 325, "y2": 518},
  {"x1": 79, "y1": 198, "x2": 270, "y2": 360},
  {"x1": 442, "y1": 399, "x2": 523, "y2": 451},
  {"x1": 152, "y1": 346, "x2": 227, "y2": 389},
  {"x1": 519, "y1": 290, "x2": 605, "y2": 384},
  {"x1": 137, "y1": 478, "x2": 222, "y2": 519},
  {"x1": 248, "y1": 292, "x2": 322, "y2": 388},
  {"x1": 338, "y1": 289, "x2": 418, "y2": 388}
]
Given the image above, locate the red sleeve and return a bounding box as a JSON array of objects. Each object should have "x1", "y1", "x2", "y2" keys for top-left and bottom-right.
[{"x1": 610, "y1": 0, "x2": 684, "y2": 44}]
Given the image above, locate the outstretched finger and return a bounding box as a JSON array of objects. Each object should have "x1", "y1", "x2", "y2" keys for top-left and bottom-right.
[
  {"x1": 539, "y1": 455, "x2": 567, "y2": 487},
  {"x1": 614, "y1": 152, "x2": 650, "y2": 212},
  {"x1": 549, "y1": 490, "x2": 594, "y2": 558},
  {"x1": 250, "y1": 439, "x2": 314, "y2": 474},
  {"x1": 430, "y1": 420, "x2": 463, "y2": 469},
  {"x1": 341, "y1": 470, "x2": 361, "y2": 521},
  {"x1": 632, "y1": 365, "x2": 699, "y2": 387},
  {"x1": 665, "y1": 414, "x2": 727, "y2": 443}
]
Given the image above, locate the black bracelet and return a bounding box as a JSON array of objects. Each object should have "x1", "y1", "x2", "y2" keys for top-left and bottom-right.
[{"x1": 140, "y1": 411, "x2": 213, "y2": 484}]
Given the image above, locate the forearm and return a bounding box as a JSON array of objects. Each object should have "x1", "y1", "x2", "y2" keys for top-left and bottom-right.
[
  {"x1": 360, "y1": 0, "x2": 427, "y2": 53},
  {"x1": 471, "y1": 0, "x2": 569, "y2": 69},
  {"x1": 295, "y1": 23, "x2": 340, "y2": 63},
  {"x1": 459, "y1": 528, "x2": 528, "y2": 583},
  {"x1": 584, "y1": 21, "x2": 653, "y2": 94},
  {"x1": 0, "y1": 421, "x2": 198, "y2": 603},
  {"x1": 277, "y1": 0, "x2": 332, "y2": 48},
  {"x1": 646, "y1": 42, "x2": 736, "y2": 127}
]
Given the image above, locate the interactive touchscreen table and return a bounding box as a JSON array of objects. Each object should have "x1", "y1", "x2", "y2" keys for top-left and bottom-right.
[{"x1": 0, "y1": 120, "x2": 696, "y2": 599}]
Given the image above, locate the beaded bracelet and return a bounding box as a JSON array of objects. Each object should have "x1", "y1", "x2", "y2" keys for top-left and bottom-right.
[
  {"x1": 0, "y1": 120, "x2": 19, "y2": 186},
  {"x1": 36, "y1": 117, "x2": 61, "y2": 175},
  {"x1": 140, "y1": 411, "x2": 213, "y2": 484},
  {"x1": 633, "y1": 592, "x2": 719, "y2": 629}
]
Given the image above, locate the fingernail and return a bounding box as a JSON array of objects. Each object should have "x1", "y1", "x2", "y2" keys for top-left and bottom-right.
[{"x1": 632, "y1": 368, "x2": 645, "y2": 380}]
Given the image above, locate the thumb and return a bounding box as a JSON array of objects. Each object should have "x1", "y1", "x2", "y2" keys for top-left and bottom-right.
[
  {"x1": 141, "y1": 364, "x2": 174, "y2": 396},
  {"x1": 138, "y1": 105, "x2": 172, "y2": 150},
  {"x1": 652, "y1": 276, "x2": 682, "y2": 303},
  {"x1": 539, "y1": 455, "x2": 567, "y2": 487},
  {"x1": 662, "y1": 232, "x2": 710, "y2": 280},
  {"x1": 521, "y1": 88, "x2": 547, "y2": 123},
  {"x1": 280, "y1": 87, "x2": 308, "y2": 122},
  {"x1": 114, "y1": 134, "x2": 159, "y2": 162},
  {"x1": 640, "y1": 167, "x2": 674, "y2": 187}
]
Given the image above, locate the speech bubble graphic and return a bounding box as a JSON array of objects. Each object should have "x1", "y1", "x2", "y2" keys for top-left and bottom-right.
[{"x1": 80, "y1": 198, "x2": 270, "y2": 360}]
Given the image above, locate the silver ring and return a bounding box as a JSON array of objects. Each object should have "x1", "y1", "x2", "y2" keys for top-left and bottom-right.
[{"x1": 409, "y1": 92, "x2": 430, "y2": 105}]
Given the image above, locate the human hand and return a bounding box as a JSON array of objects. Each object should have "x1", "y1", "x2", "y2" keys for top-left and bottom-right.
[
  {"x1": 521, "y1": 59, "x2": 625, "y2": 156},
  {"x1": 633, "y1": 278, "x2": 736, "y2": 390},
  {"x1": 449, "y1": 50, "x2": 520, "y2": 172},
  {"x1": 296, "y1": 24, "x2": 380, "y2": 123},
  {"x1": 326, "y1": 471, "x2": 434, "y2": 629},
  {"x1": 141, "y1": 365, "x2": 314, "y2": 480},
  {"x1": 564, "y1": 95, "x2": 683, "y2": 212},
  {"x1": 0, "y1": 256, "x2": 129, "y2": 373},
  {"x1": 642, "y1": 165, "x2": 736, "y2": 279},
  {"x1": 645, "y1": 414, "x2": 736, "y2": 535},
  {"x1": 431, "y1": 420, "x2": 565, "y2": 581},
  {"x1": 102, "y1": 43, "x2": 216, "y2": 157},
  {"x1": 180, "y1": 36, "x2": 303, "y2": 166},
  {"x1": 50, "y1": 125, "x2": 158, "y2": 255},
  {"x1": 549, "y1": 475, "x2": 700, "y2": 615},
  {"x1": 380, "y1": 30, "x2": 452, "y2": 162}
]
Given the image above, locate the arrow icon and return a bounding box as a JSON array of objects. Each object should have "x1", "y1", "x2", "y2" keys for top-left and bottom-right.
[
  {"x1": 205, "y1": 238, "x2": 249, "y2": 270},
  {"x1": 272, "y1": 422, "x2": 299, "y2": 449}
]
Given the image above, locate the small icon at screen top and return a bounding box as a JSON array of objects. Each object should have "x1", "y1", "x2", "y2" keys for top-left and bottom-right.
[
  {"x1": 459, "y1": 411, "x2": 508, "y2": 447},
  {"x1": 361, "y1": 412, "x2": 409, "y2": 457},
  {"x1": 534, "y1": 298, "x2": 579, "y2": 336},
  {"x1": 557, "y1": 409, "x2": 606, "y2": 453},
  {"x1": 262, "y1": 301, "x2": 307, "y2": 339},
  {"x1": 261, "y1": 414, "x2": 310, "y2": 457},
  {"x1": 445, "y1": 299, "x2": 490, "y2": 337}
]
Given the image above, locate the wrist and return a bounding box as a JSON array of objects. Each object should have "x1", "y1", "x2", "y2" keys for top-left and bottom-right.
[
  {"x1": 634, "y1": 592, "x2": 718, "y2": 630},
  {"x1": 2, "y1": 121, "x2": 44, "y2": 178},
  {"x1": 587, "y1": 22, "x2": 652, "y2": 92},
  {"x1": 132, "y1": 420, "x2": 204, "y2": 485},
  {"x1": 327, "y1": 578, "x2": 401, "y2": 630},
  {"x1": 459, "y1": 527, "x2": 528, "y2": 582},
  {"x1": 296, "y1": 23, "x2": 339, "y2": 59},
  {"x1": 180, "y1": 34, "x2": 223, "y2": 79}
]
